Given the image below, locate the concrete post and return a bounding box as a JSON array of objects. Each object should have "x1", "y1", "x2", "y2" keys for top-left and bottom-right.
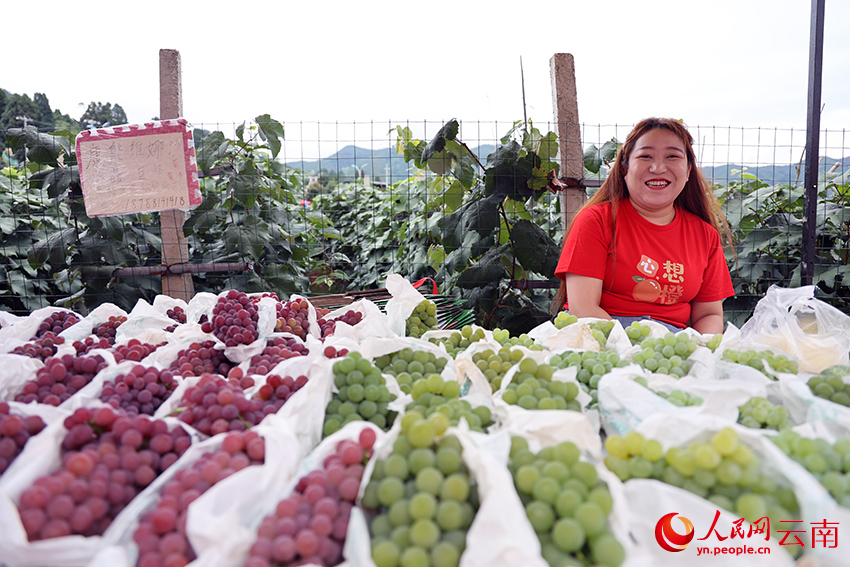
[
  {"x1": 159, "y1": 49, "x2": 195, "y2": 301},
  {"x1": 549, "y1": 53, "x2": 585, "y2": 231}
]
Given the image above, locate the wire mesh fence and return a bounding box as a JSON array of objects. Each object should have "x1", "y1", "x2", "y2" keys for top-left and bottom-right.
[{"x1": 1, "y1": 119, "x2": 848, "y2": 331}]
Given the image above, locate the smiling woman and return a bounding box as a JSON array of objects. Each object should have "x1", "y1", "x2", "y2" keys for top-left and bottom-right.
[{"x1": 554, "y1": 117, "x2": 735, "y2": 335}]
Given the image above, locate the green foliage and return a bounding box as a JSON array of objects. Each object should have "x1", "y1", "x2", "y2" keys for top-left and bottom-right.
[{"x1": 79, "y1": 101, "x2": 128, "y2": 128}]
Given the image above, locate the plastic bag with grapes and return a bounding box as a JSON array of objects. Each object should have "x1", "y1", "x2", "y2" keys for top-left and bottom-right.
[
  {"x1": 0, "y1": 354, "x2": 45, "y2": 401},
  {"x1": 202, "y1": 291, "x2": 279, "y2": 363},
  {"x1": 110, "y1": 297, "x2": 180, "y2": 345},
  {"x1": 619, "y1": 413, "x2": 842, "y2": 566},
  {"x1": 779, "y1": 370, "x2": 850, "y2": 431},
  {"x1": 85, "y1": 416, "x2": 304, "y2": 567},
  {"x1": 320, "y1": 298, "x2": 396, "y2": 343},
  {"x1": 739, "y1": 285, "x2": 850, "y2": 374},
  {"x1": 528, "y1": 317, "x2": 604, "y2": 353},
  {"x1": 383, "y1": 273, "x2": 435, "y2": 338},
  {"x1": 597, "y1": 366, "x2": 770, "y2": 437},
  {"x1": 0, "y1": 306, "x2": 82, "y2": 349},
  {"x1": 453, "y1": 336, "x2": 537, "y2": 399},
  {"x1": 346, "y1": 418, "x2": 548, "y2": 567},
  {"x1": 58, "y1": 302, "x2": 128, "y2": 345}
]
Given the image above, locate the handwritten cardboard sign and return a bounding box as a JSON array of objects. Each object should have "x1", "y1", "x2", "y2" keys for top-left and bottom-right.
[{"x1": 74, "y1": 119, "x2": 202, "y2": 217}]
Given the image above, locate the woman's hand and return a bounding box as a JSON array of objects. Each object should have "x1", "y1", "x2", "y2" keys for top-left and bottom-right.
[
  {"x1": 690, "y1": 300, "x2": 725, "y2": 334},
  {"x1": 564, "y1": 274, "x2": 611, "y2": 320}
]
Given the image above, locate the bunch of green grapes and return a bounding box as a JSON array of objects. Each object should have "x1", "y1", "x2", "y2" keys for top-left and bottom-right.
[
  {"x1": 807, "y1": 365, "x2": 850, "y2": 406},
  {"x1": 633, "y1": 377, "x2": 703, "y2": 407},
  {"x1": 492, "y1": 328, "x2": 544, "y2": 351},
  {"x1": 406, "y1": 373, "x2": 493, "y2": 433},
  {"x1": 631, "y1": 332, "x2": 698, "y2": 378},
  {"x1": 721, "y1": 349, "x2": 799, "y2": 378},
  {"x1": 407, "y1": 299, "x2": 439, "y2": 338},
  {"x1": 374, "y1": 348, "x2": 449, "y2": 395},
  {"x1": 324, "y1": 352, "x2": 397, "y2": 437},
  {"x1": 603, "y1": 428, "x2": 803, "y2": 554},
  {"x1": 502, "y1": 357, "x2": 582, "y2": 412},
  {"x1": 705, "y1": 333, "x2": 723, "y2": 352},
  {"x1": 737, "y1": 396, "x2": 793, "y2": 431},
  {"x1": 508, "y1": 436, "x2": 624, "y2": 567},
  {"x1": 624, "y1": 321, "x2": 652, "y2": 345},
  {"x1": 428, "y1": 325, "x2": 487, "y2": 358},
  {"x1": 553, "y1": 312, "x2": 578, "y2": 330},
  {"x1": 771, "y1": 429, "x2": 850, "y2": 507},
  {"x1": 589, "y1": 320, "x2": 615, "y2": 347},
  {"x1": 549, "y1": 350, "x2": 628, "y2": 409},
  {"x1": 362, "y1": 414, "x2": 479, "y2": 567},
  {"x1": 471, "y1": 346, "x2": 525, "y2": 392}
]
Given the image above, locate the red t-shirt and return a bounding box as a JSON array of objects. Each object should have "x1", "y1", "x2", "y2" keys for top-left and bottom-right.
[{"x1": 555, "y1": 199, "x2": 734, "y2": 328}]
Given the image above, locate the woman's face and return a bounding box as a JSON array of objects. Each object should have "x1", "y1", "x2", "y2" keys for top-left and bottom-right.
[{"x1": 623, "y1": 128, "x2": 692, "y2": 222}]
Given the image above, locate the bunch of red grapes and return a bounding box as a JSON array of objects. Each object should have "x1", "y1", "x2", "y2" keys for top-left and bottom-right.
[
  {"x1": 201, "y1": 290, "x2": 260, "y2": 347},
  {"x1": 164, "y1": 306, "x2": 187, "y2": 333},
  {"x1": 133, "y1": 430, "x2": 266, "y2": 567},
  {"x1": 246, "y1": 337, "x2": 309, "y2": 376},
  {"x1": 274, "y1": 299, "x2": 316, "y2": 341},
  {"x1": 169, "y1": 340, "x2": 234, "y2": 378},
  {"x1": 33, "y1": 311, "x2": 80, "y2": 338},
  {"x1": 11, "y1": 332, "x2": 66, "y2": 362},
  {"x1": 0, "y1": 402, "x2": 47, "y2": 474},
  {"x1": 94, "y1": 316, "x2": 128, "y2": 345},
  {"x1": 16, "y1": 407, "x2": 191, "y2": 541},
  {"x1": 74, "y1": 336, "x2": 113, "y2": 355},
  {"x1": 254, "y1": 375, "x2": 309, "y2": 415},
  {"x1": 321, "y1": 346, "x2": 350, "y2": 359},
  {"x1": 100, "y1": 365, "x2": 179, "y2": 417},
  {"x1": 317, "y1": 309, "x2": 363, "y2": 339},
  {"x1": 14, "y1": 354, "x2": 108, "y2": 406},
  {"x1": 242, "y1": 428, "x2": 377, "y2": 567},
  {"x1": 112, "y1": 339, "x2": 167, "y2": 364},
  {"x1": 176, "y1": 375, "x2": 270, "y2": 436}
]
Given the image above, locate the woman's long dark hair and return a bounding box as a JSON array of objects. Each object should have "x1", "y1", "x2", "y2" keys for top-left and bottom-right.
[{"x1": 550, "y1": 117, "x2": 734, "y2": 314}]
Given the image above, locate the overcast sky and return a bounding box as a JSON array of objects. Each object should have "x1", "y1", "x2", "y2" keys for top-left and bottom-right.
[{"x1": 4, "y1": 0, "x2": 849, "y2": 160}]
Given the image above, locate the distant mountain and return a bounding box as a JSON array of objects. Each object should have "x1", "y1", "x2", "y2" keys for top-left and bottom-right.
[
  {"x1": 285, "y1": 144, "x2": 496, "y2": 181},
  {"x1": 286, "y1": 144, "x2": 846, "y2": 187}
]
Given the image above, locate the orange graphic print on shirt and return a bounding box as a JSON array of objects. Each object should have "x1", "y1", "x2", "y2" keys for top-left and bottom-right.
[{"x1": 632, "y1": 256, "x2": 687, "y2": 304}]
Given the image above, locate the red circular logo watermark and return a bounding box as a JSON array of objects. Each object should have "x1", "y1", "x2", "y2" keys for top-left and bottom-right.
[{"x1": 655, "y1": 512, "x2": 695, "y2": 552}]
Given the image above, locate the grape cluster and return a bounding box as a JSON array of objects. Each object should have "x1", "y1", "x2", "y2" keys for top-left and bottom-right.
[
  {"x1": 169, "y1": 340, "x2": 234, "y2": 378},
  {"x1": 630, "y1": 332, "x2": 698, "y2": 378},
  {"x1": 324, "y1": 353, "x2": 397, "y2": 437},
  {"x1": 549, "y1": 350, "x2": 627, "y2": 408},
  {"x1": 34, "y1": 311, "x2": 80, "y2": 338},
  {"x1": 11, "y1": 332, "x2": 66, "y2": 361},
  {"x1": 16, "y1": 407, "x2": 191, "y2": 541},
  {"x1": 135, "y1": 430, "x2": 265, "y2": 567},
  {"x1": 502, "y1": 357, "x2": 581, "y2": 412},
  {"x1": 721, "y1": 349, "x2": 799, "y2": 377},
  {"x1": 492, "y1": 328, "x2": 544, "y2": 351},
  {"x1": 176, "y1": 374, "x2": 272, "y2": 436},
  {"x1": 509, "y1": 437, "x2": 624, "y2": 567},
  {"x1": 807, "y1": 365, "x2": 850, "y2": 406},
  {"x1": 427, "y1": 325, "x2": 486, "y2": 358},
  {"x1": 74, "y1": 336, "x2": 113, "y2": 355},
  {"x1": 633, "y1": 377, "x2": 703, "y2": 407},
  {"x1": 471, "y1": 347, "x2": 523, "y2": 392},
  {"x1": 706, "y1": 333, "x2": 723, "y2": 352},
  {"x1": 604, "y1": 428, "x2": 802, "y2": 547},
  {"x1": 92, "y1": 316, "x2": 128, "y2": 347},
  {"x1": 318, "y1": 309, "x2": 363, "y2": 338},
  {"x1": 406, "y1": 300, "x2": 438, "y2": 338},
  {"x1": 406, "y1": 377, "x2": 493, "y2": 433},
  {"x1": 737, "y1": 397, "x2": 793, "y2": 431},
  {"x1": 589, "y1": 320, "x2": 615, "y2": 347},
  {"x1": 362, "y1": 419, "x2": 478, "y2": 567},
  {"x1": 202, "y1": 290, "x2": 260, "y2": 347},
  {"x1": 0, "y1": 402, "x2": 46, "y2": 474},
  {"x1": 374, "y1": 348, "x2": 449, "y2": 395},
  {"x1": 274, "y1": 298, "x2": 312, "y2": 340},
  {"x1": 164, "y1": 306, "x2": 187, "y2": 333},
  {"x1": 624, "y1": 321, "x2": 652, "y2": 345},
  {"x1": 243, "y1": 428, "x2": 376, "y2": 567},
  {"x1": 246, "y1": 336, "x2": 309, "y2": 376},
  {"x1": 321, "y1": 345, "x2": 350, "y2": 359},
  {"x1": 100, "y1": 366, "x2": 179, "y2": 417},
  {"x1": 553, "y1": 312, "x2": 578, "y2": 330},
  {"x1": 112, "y1": 339, "x2": 167, "y2": 364},
  {"x1": 771, "y1": 430, "x2": 850, "y2": 507},
  {"x1": 14, "y1": 354, "x2": 108, "y2": 406},
  {"x1": 254, "y1": 374, "x2": 309, "y2": 414}
]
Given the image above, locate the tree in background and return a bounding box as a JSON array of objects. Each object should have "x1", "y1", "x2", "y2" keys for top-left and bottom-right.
[
  {"x1": 79, "y1": 101, "x2": 128, "y2": 128},
  {"x1": 33, "y1": 93, "x2": 55, "y2": 131}
]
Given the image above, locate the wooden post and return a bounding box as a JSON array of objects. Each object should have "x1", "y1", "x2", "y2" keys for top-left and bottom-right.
[
  {"x1": 550, "y1": 54, "x2": 585, "y2": 231},
  {"x1": 159, "y1": 48, "x2": 195, "y2": 301}
]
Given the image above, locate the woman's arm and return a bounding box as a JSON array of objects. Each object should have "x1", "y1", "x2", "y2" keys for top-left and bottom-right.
[
  {"x1": 564, "y1": 273, "x2": 611, "y2": 319},
  {"x1": 690, "y1": 300, "x2": 725, "y2": 334}
]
